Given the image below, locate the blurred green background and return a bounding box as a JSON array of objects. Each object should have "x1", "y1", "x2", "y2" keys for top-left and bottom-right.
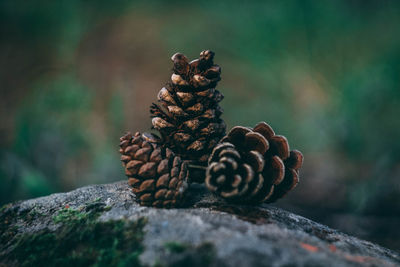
[{"x1": 0, "y1": 0, "x2": 399, "y2": 251}]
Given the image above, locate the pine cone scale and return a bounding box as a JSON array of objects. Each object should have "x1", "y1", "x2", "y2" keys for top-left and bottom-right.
[{"x1": 120, "y1": 132, "x2": 188, "y2": 208}]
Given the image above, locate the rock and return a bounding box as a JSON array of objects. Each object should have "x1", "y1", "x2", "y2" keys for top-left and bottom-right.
[{"x1": 0, "y1": 181, "x2": 399, "y2": 267}]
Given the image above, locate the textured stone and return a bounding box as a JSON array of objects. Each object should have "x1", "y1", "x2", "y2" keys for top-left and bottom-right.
[{"x1": 0, "y1": 181, "x2": 399, "y2": 267}]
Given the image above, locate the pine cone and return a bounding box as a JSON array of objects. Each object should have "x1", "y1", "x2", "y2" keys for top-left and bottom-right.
[
  {"x1": 119, "y1": 132, "x2": 189, "y2": 208},
  {"x1": 205, "y1": 122, "x2": 303, "y2": 204},
  {"x1": 150, "y1": 50, "x2": 226, "y2": 164}
]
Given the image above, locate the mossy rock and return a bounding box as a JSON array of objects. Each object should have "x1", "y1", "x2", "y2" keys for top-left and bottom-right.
[
  {"x1": 1, "y1": 202, "x2": 146, "y2": 267},
  {"x1": 1, "y1": 181, "x2": 399, "y2": 267}
]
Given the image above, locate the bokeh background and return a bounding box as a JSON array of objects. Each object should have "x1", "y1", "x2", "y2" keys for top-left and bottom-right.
[{"x1": 1, "y1": 0, "x2": 399, "y2": 251}]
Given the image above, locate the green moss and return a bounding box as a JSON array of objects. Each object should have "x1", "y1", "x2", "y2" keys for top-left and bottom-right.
[
  {"x1": 0, "y1": 203, "x2": 11, "y2": 213},
  {"x1": 0, "y1": 224, "x2": 19, "y2": 248},
  {"x1": 52, "y1": 207, "x2": 87, "y2": 223},
  {"x1": 2, "y1": 205, "x2": 147, "y2": 267},
  {"x1": 27, "y1": 208, "x2": 44, "y2": 219},
  {"x1": 164, "y1": 242, "x2": 188, "y2": 253},
  {"x1": 0, "y1": 205, "x2": 19, "y2": 246},
  {"x1": 162, "y1": 242, "x2": 216, "y2": 267}
]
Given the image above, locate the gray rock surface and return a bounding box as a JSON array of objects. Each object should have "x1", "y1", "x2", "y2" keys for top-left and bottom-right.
[{"x1": 1, "y1": 181, "x2": 399, "y2": 267}]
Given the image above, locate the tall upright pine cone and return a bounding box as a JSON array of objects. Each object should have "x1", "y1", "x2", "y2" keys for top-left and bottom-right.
[
  {"x1": 205, "y1": 122, "x2": 303, "y2": 204},
  {"x1": 120, "y1": 132, "x2": 189, "y2": 208},
  {"x1": 150, "y1": 50, "x2": 226, "y2": 164}
]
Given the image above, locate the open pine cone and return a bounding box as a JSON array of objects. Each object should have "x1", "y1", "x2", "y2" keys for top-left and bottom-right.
[
  {"x1": 150, "y1": 50, "x2": 226, "y2": 164},
  {"x1": 205, "y1": 122, "x2": 303, "y2": 204},
  {"x1": 120, "y1": 132, "x2": 189, "y2": 208}
]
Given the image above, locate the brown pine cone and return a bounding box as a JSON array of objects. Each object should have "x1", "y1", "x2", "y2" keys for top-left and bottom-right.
[
  {"x1": 150, "y1": 50, "x2": 226, "y2": 165},
  {"x1": 119, "y1": 132, "x2": 189, "y2": 208},
  {"x1": 205, "y1": 122, "x2": 303, "y2": 204}
]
